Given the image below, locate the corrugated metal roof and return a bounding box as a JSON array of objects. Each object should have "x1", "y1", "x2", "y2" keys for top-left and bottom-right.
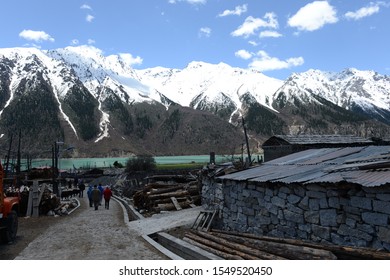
[
  {"x1": 219, "y1": 146, "x2": 390, "y2": 187},
  {"x1": 262, "y1": 135, "x2": 374, "y2": 146}
]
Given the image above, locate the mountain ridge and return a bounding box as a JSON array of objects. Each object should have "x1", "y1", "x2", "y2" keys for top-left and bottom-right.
[{"x1": 0, "y1": 45, "x2": 389, "y2": 157}]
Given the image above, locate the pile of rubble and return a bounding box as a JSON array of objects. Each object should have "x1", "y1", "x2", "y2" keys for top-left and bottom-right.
[{"x1": 39, "y1": 187, "x2": 79, "y2": 216}]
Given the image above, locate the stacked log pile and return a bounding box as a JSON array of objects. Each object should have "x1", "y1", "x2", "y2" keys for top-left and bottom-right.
[
  {"x1": 133, "y1": 181, "x2": 200, "y2": 213},
  {"x1": 183, "y1": 230, "x2": 390, "y2": 260}
]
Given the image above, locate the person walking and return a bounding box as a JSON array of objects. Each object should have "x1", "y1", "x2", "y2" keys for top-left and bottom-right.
[
  {"x1": 103, "y1": 186, "x2": 113, "y2": 209},
  {"x1": 91, "y1": 185, "x2": 101, "y2": 210},
  {"x1": 78, "y1": 180, "x2": 86, "y2": 198},
  {"x1": 98, "y1": 183, "x2": 104, "y2": 206},
  {"x1": 87, "y1": 185, "x2": 93, "y2": 207}
]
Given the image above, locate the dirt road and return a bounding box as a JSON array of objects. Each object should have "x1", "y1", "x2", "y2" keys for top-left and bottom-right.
[{"x1": 7, "y1": 194, "x2": 169, "y2": 260}]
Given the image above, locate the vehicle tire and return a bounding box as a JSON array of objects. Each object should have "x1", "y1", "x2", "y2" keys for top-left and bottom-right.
[{"x1": 1, "y1": 210, "x2": 18, "y2": 244}]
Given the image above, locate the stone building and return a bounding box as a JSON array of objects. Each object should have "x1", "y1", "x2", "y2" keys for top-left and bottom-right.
[{"x1": 201, "y1": 145, "x2": 390, "y2": 251}]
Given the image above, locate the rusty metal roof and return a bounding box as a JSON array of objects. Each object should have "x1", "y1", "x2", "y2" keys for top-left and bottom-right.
[{"x1": 219, "y1": 146, "x2": 390, "y2": 187}]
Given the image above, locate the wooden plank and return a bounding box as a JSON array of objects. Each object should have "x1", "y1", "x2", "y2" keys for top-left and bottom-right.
[
  {"x1": 32, "y1": 181, "x2": 40, "y2": 217},
  {"x1": 170, "y1": 197, "x2": 182, "y2": 210},
  {"x1": 38, "y1": 183, "x2": 47, "y2": 205},
  {"x1": 26, "y1": 190, "x2": 33, "y2": 217}
]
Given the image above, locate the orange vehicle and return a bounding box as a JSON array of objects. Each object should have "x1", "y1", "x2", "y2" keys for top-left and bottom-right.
[{"x1": 0, "y1": 162, "x2": 20, "y2": 244}]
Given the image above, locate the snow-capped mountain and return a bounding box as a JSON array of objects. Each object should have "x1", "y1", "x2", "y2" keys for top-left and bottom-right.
[
  {"x1": 138, "y1": 61, "x2": 283, "y2": 122},
  {"x1": 274, "y1": 68, "x2": 390, "y2": 124},
  {"x1": 0, "y1": 45, "x2": 390, "y2": 156},
  {"x1": 0, "y1": 46, "x2": 246, "y2": 156}
]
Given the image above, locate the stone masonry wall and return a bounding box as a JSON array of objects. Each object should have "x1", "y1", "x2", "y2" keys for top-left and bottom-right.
[{"x1": 202, "y1": 179, "x2": 390, "y2": 251}]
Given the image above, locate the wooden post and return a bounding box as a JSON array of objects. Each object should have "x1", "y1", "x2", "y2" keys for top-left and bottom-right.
[
  {"x1": 242, "y1": 117, "x2": 251, "y2": 165},
  {"x1": 16, "y1": 130, "x2": 21, "y2": 187},
  {"x1": 32, "y1": 180, "x2": 39, "y2": 217},
  {"x1": 209, "y1": 152, "x2": 215, "y2": 164},
  {"x1": 5, "y1": 133, "x2": 12, "y2": 178}
]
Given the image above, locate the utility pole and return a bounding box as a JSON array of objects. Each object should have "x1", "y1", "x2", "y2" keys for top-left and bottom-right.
[
  {"x1": 242, "y1": 116, "x2": 251, "y2": 166},
  {"x1": 16, "y1": 130, "x2": 21, "y2": 187},
  {"x1": 5, "y1": 133, "x2": 13, "y2": 178},
  {"x1": 53, "y1": 141, "x2": 59, "y2": 196}
]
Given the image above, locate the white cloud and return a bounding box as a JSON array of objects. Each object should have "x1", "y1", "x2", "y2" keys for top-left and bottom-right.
[
  {"x1": 249, "y1": 50, "x2": 304, "y2": 72},
  {"x1": 118, "y1": 53, "x2": 143, "y2": 66},
  {"x1": 345, "y1": 3, "x2": 381, "y2": 20},
  {"x1": 80, "y1": 4, "x2": 92, "y2": 10},
  {"x1": 232, "y1": 13, "x2": 279, "y2": 38},
  {"x1": 248, "y1": 40, "x2": 258, "y2": 46},
  {"x1": 71, "y1": 39, "x2": 79, "y2": 45},
  {"x1": 218, "y1": 4, "x2": 248, "y2": 17},
  {"x1": 287, "y1": 1, "x2": 338, "y2": 31},
  {"x1": 19, "y1": 29, "x2": 55, "y2": 42},
  {"x1": 235, "y1": 49, "x2": 252, "y2": 60},
  {"x1": 88, "y1": 39, "x2": 96, "y2": 44},
  {"x1": 86, "y1": 14, "x2": 95, "y2": 22},
  {"x1": 199, "y1": 27, "x2": 211, "y2": 37},
  {"x1": 260, "y1": 30, "x2": 282, "y2": 38},
  {"x1": 169, "y1": 0, "x2": 206, "y2": 4}
]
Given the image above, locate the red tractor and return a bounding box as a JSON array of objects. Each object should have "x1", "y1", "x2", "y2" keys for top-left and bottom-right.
[{"x1": 0, "y1": 162, "x2": 20, "y2": 243}]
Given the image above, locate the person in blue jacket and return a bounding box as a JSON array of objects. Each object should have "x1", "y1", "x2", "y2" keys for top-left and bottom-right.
[{"x1": 87, "y1": 185, "x2": 93, "y2": 207}]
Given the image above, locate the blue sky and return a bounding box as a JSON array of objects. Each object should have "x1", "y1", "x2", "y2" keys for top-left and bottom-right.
[{"x1": 1, "y1": 0, "x2": 389, "y2": 79}]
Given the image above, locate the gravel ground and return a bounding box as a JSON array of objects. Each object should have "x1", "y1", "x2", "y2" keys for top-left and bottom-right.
[
  {"x1": 1, "y1": 194, "x2": 170, "y2": 260},
  {"x1": 0, "y1": 214, "x2": 63, "y2": 260}
]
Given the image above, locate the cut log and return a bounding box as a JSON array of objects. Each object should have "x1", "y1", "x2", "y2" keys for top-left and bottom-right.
[
  {"x1": 212, "y1": 230, "x2": 390, "y2": 260},
  {"x1": 185, "y1": 232, "x2": 257, "y2": 260},
  {"x1": 153, "y1": 196, "x2": 189, "y2": 205},
  {"x1": 194, "y1": 231, "x2": 286, "y2": 260},
  {"x1": 156, "y1": 201, "x2": 191, "y2": 211},
  {"x1": 209, "y1": 231, "x2": 336, "y2": 260},
  {"x1": 148, "y1": 190, "x2": 189, "y2": 200},
  {"x1": 149, "y1": 185, "x2": 184, "y2": 195},
  {"x1": 145, "y1": 183, "x2": 179, "y2": 189},
  {"x1": 183, "y1": 237, "x2": 243, "y2": 260}
]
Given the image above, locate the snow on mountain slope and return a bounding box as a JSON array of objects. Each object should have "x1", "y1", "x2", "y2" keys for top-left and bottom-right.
[
  {"x1": 137, "y1": 62, "x2": 284, "y2": 116},
  {"x1": 46, "y1": 46, "x2": 152, "y2": 103},
  {"x1": 46, "y1": 46, "x2": 160, "y2": 142},
  {"x1": 0, "y1": 47, "x2": 80, "y2": 137},
  {"x1": 2, "y1": 45, "x2": 390, "y2": 146},
  {"x1": 275, "y1": 68, "x2": 390, "y2": 113}
]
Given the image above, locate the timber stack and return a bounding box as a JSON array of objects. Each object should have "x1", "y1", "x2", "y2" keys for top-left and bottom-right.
[
  {"x1": 133, "y1": 179, "x2": 200, "y2": 214},
  {"x1": 183, "y1": 229, "x2": 390, "y2": 260}
]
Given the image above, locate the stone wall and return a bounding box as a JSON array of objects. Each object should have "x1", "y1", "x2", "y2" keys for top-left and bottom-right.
[{"x1": 202, "y1": 179, "x2": 390, "y2": 251}]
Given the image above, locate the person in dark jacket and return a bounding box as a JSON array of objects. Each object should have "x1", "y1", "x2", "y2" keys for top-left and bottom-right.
[
  {"x1": 98, "y1": 183, "x2": 104, "y2": 205},
  {"x1": 103, "y1": 186, "x2": 113, "y2": 209},
  {"x1": 78, "y1": 180, "x2": 86, "y2": 198},
  {"x1": 91, "y1": 185, "x2": 101, "y2": 210}
]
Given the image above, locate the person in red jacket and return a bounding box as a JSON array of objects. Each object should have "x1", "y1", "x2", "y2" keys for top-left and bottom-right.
[{"x1": 103, "y1": 186, "x2": 113, "y2": 210}]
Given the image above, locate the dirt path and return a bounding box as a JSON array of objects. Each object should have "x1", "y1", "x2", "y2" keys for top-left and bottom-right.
[{"x1": 12, "y1": 195, "x2": 169, "y2": 260}]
